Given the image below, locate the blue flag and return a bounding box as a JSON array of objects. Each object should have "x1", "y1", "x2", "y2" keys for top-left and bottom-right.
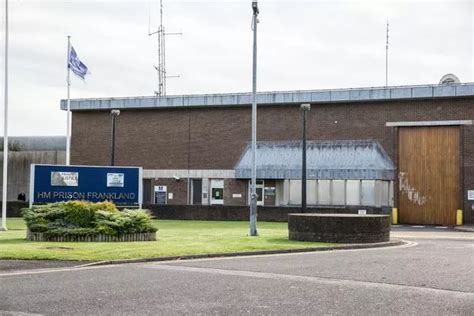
[{"x1": 68, "y1": 46, "x2": 88, "y2": 80}]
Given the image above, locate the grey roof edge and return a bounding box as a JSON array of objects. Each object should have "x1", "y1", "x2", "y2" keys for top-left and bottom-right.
[
  {"x1": 0, "y1": 136, "x2": 66, "y2": 151},
  {"x1": 60, "y1": 82, "x2": 474, "y2": 111}
]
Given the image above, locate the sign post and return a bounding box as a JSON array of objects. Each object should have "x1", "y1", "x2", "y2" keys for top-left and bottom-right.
[{"x1": 30, "y1": 164, "x2": 142, "y2": 207}]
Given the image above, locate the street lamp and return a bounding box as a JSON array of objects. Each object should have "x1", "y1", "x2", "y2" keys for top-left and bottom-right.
[
  {"x1": 301, "y1": 103, "x2": 311, "y2": 212},
  {"x1": 249, "y1": 0, "x2": 259, "y2": 236},
  {"x1": 110, "y1": 109, "x2": 120, "y2": 166}
]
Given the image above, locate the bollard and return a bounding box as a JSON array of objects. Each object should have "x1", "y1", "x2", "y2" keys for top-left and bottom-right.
[
  {"x1": 456, "y1": 209, "x2": 463, "y2": 226},
  {"x1": 392, "y1": 208, "x2": 398, "y2": 225}
]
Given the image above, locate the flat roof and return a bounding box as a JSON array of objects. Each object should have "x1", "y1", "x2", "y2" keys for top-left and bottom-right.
[{"x1": 60, "y1": 82, "x2": 474, "y2": 111}]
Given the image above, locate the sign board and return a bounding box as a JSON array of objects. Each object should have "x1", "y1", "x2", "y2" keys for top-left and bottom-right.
[
  {"x1": 154, "y1": 185, "x2": 167, "y2": 205},
  {"x1": 358, "y1": 209, "x2": 367, "y2": 215},
  {"x1": 264, "y1": 187, "x2": 276, "y2": 196},
  {"x1": 107, "y1": 173, "x2": 124, "y2": 187},
  {"x1": 468, "y1": 190, "x2": 474, "y2": 201},
  {"x1": 51, "y1": 172, "x2": 78, "y2": 187},
  {"x1": 31, "y1": 164, "x2": 142, "y2": 206}
]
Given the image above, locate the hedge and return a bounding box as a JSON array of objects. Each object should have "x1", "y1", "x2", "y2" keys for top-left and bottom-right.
[{"x1": 22, "y1": 201, "x2": 157, "y2": 241}]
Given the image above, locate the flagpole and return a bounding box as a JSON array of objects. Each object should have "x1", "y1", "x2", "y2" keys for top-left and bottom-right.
[
  {"x1": 1, "y1": 0, "x2": 9, "y2": 231},
  {"x1": 66, "y1": 36, "x2": 71, "y2": 166}
]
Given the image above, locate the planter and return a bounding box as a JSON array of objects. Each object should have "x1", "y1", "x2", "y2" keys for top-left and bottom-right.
[
  {"x1": 26, "y1": 229, "x2": 156, "y2": 242},
  {"x1": 288, "y1": 213, "x2": 390, "y2": 243}
]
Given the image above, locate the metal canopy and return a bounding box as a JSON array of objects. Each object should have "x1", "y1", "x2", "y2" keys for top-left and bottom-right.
[{"x1": 234, "y1": 140, "x2": 395, "y2": 180}]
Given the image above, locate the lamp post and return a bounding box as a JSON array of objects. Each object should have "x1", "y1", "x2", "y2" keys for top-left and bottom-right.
[
  {"x1": 249, "y1": 0, "x2": 259, "y2": 237},
  {"x1": 301, "y1": 103, "x2": 311, "y2": 212},
  {"x1": 110, "y1": 109, "x2": 120, "y2": 166}
]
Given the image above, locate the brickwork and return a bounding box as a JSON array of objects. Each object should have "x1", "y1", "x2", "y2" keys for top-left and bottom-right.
[
  {"x1": 288, "y1": 214, "x2": 391, "y2": 243},
  {"x1": 224, "y1": 179, "x2": 247, "y2": 206},
  {"x1": 144, "y1": 204, "x2": 388, "y2": 222},
  {"x1": 4, "y1": 201, "x2": 29, "y2": 217},
  {"x1": 151, "y1": 178, "x2": 188, "y2": 205},
  {"x1": 462, "y1": 125, "x2": 474, "y2": 223},
  {"x1": 71, "y1": 97, "x2": 474, "y2": 223}
]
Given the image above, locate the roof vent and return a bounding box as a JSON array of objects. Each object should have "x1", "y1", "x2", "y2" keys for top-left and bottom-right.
[{"x1": 439, "y1": 73, "x2": 460, "y2": 85}]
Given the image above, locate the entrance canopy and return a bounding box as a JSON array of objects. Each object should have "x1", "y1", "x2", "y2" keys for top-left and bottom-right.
[{"x1": 235, "y1": 140, "x2": 394, "y2": 180}]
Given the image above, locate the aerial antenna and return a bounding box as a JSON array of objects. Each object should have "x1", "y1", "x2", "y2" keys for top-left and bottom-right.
[
  {"x1": 148, "y1": 0, "x2": 181, "y2": 96},
  {"x1": 385, "y1": 20, "x2": 389, "y2": 87}
]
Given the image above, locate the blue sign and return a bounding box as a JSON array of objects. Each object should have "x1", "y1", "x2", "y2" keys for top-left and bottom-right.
[{"x1": 30, "y1": 164, "x2": 142, "y2": 206}]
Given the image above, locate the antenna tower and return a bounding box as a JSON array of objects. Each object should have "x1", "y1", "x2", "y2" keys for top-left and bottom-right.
[
  {"x1": 385, "y1": 21, "x2": 389, "y2": 87},
  {"x1": 148, "y1": 0, "x2": 181, "y2": 96}
]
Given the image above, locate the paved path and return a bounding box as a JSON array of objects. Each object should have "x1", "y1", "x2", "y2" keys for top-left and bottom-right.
[{"x1": 0, "y1": 229, "x2": 472, "y2": 315}]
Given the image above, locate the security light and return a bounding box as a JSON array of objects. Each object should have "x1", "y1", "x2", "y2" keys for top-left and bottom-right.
[
  {"x1": 300, "y1": 103, "x2": 311, "y2": 111},
  {"x1": 252, "y1": 1, "x2": 259, "y2": 15},
  {"x1": 110, "y1": 109, "x2": 121, "y2": 117}
]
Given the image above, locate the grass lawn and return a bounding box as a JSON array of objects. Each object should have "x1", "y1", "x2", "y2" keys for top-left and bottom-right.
[{"x1": 0, "y1": 218, "x2": 333, "y2": 261}]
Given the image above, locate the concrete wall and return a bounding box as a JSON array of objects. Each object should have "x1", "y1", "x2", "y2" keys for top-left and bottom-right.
[{"x1": 0, "y1": 151, "x2": 65, "y2": 201}]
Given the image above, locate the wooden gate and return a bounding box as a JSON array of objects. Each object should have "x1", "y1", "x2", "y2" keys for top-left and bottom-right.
[{"x1": 398, "y1": 126, "x2": 460, "y2": 225}]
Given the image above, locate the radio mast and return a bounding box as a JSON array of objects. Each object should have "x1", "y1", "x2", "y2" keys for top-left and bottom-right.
[
  {"x1": 385, "y1": 21, "x2": 389, "y2": 87},
  {"x1": 148, "y1": 0, "x2": 181, "y2": 96}
]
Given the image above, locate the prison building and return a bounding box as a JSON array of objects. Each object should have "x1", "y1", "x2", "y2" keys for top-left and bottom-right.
[{"x1": 62, "y1": 82, "x2": 474, "y2": 225}]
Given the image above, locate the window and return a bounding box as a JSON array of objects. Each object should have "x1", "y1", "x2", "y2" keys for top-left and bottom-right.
[
  {"x1": 210, "y1": 179, "x2": 224, "y2": 205},
  {"x1": 318, "y1": 180, "x2": 331, "y2": 205},
  {"x1": 212, "y1": 188, "x2": 223, "y2": 200},
  {"x1": 361, "y1": 180, "x2": 376, "y2": 206},
  {"x1": 346, "y1": 180, "x2": 360, "y2": 205},
  {"x1": 331, "y1": 180, "x2": 345, "y2": 205}
]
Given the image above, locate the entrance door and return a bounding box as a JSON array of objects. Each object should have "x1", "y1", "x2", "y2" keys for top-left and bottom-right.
[
  {"x1": 249, "y1": 180, "x2": 264, "y2": 206},
  {"x1": 192, "y1": 179, "x2": 202, "y2": 205},
  {"x1": 210, "y1": 179, "x2": 224, "y2": 205},
  {"x1": 142, "y1": 179, "x2": 152, "y2": 204},
  {"x1": 154, "y1": 185, "x2": 167, "y2": 205},
  {"x1": 398, "y1": 126, "x2": 460, "y2": 225}
]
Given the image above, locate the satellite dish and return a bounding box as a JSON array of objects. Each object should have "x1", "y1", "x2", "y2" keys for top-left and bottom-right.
[{"x1": 439, "y1": 74, "x2": 460, "y2": 85}]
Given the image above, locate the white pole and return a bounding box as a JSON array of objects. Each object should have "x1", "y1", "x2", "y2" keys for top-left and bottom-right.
[
  {"x1": 66, "y1": 36, "x2": 71, "y2": 165},
  {"x1": 1, "y1": 0, "x2": 9, "y2": 231}
]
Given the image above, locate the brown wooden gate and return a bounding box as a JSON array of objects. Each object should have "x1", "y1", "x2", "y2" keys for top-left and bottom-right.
[{"x1": 398, "y1": 126, "x2": 460, "y2": 225}]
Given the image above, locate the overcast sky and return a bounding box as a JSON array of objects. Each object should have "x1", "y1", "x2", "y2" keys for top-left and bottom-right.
[{"x1": 0, "y1": 0, "x2": 472, "y2": 136}]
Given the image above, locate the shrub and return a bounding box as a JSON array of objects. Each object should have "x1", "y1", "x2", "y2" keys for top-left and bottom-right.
[{"x1": 22, "y1": 201, "x2": 157, "y2": 240}]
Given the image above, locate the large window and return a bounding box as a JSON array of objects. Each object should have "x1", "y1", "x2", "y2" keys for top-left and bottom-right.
[{"x1": 287, "y1": 179, "x2": 392, "y2": 207}]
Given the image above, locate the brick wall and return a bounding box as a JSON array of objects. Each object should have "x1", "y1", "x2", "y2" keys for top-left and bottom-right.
[
  {"x1": 288, "y1": 214, "x2": 391, "y2": 243},
  {"x1": 71, "y1": 97, "x2": 474, "y2": 223},
  {"x1": 462, "y1": 124, "x2": 474, "y2": 223},
  {"x1": 151, "y1": 178, "x2": 188, "y2": 205},
  {"x1": 224, "y1": 179, "x2": 247, "y2": 206},
  {"x1": 144, "y1": 204, "x2": 388, "y2": 222}
]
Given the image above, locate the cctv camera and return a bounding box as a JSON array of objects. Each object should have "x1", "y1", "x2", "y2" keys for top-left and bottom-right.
[{"x1": 173, "y1": 176, "x2": 180, "y2": 181}]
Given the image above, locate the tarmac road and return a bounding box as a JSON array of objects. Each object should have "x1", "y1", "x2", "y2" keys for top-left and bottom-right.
[{"x1": 0, "y1": 229, "x2": 473, "y2": 315}]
